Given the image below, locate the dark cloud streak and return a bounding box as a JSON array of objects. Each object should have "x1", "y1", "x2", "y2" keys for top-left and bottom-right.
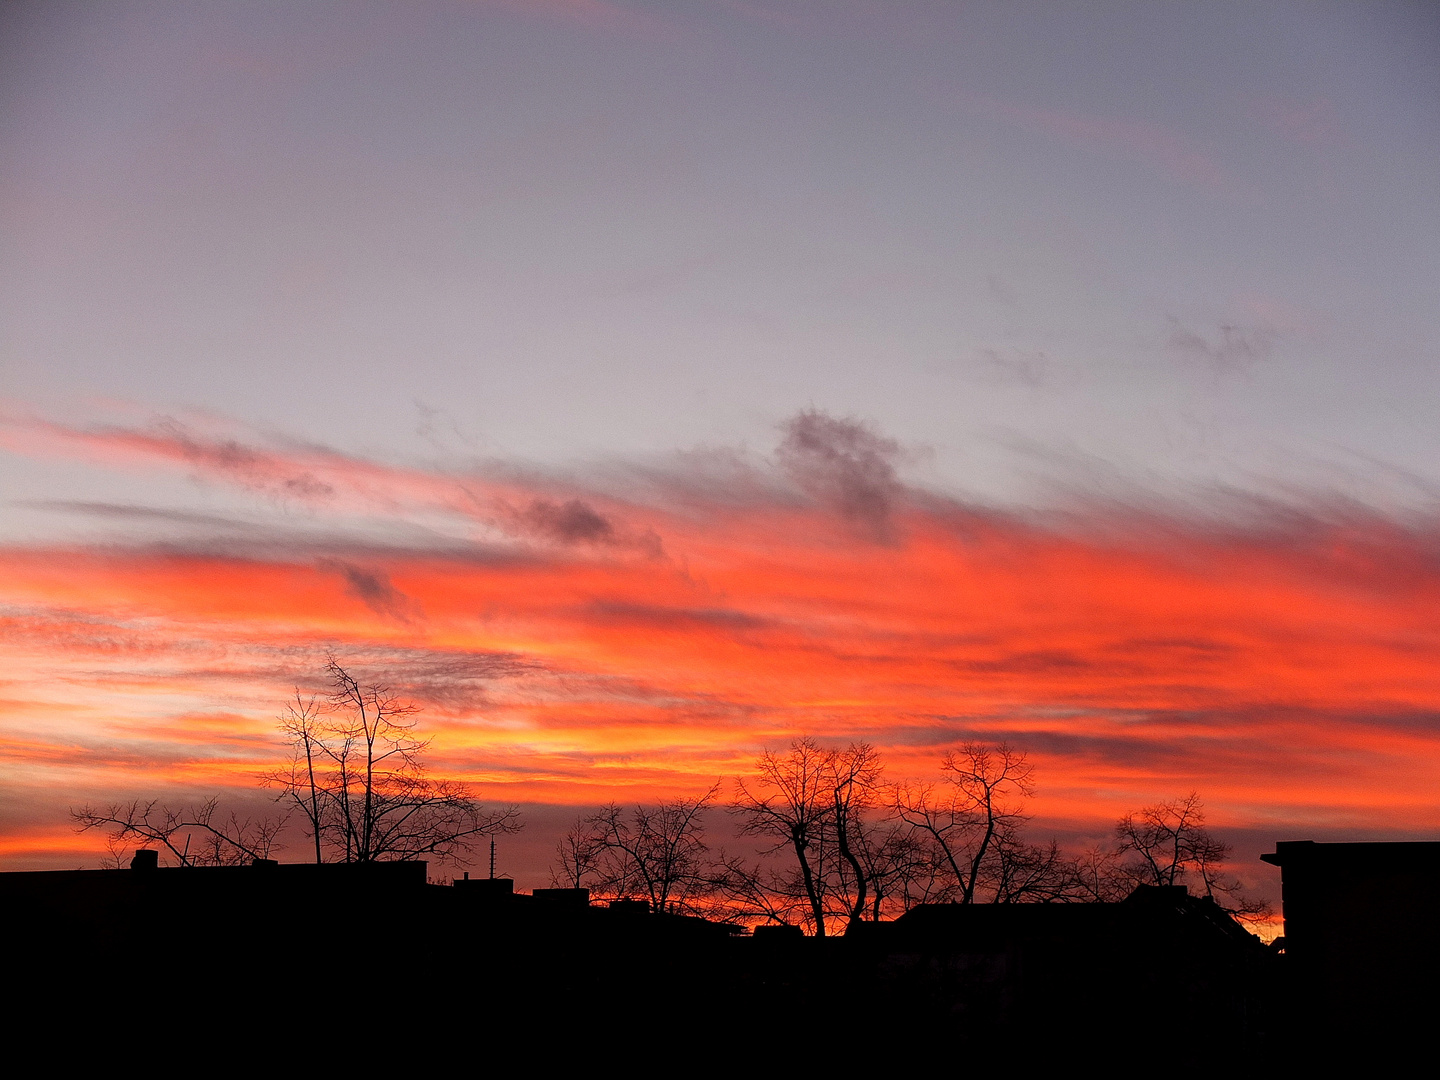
[
  {"x1": 317, "y1": 559, "x2": 423, "y2": 624},
  {"x1": 520, "y1": 498, "x2": 615, "y2": 545}
]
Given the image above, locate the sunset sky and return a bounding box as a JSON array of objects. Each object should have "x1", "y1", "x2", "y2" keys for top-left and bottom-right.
[{"x1": 3, "y1": 1, "x2": 1439, "y2": 899}]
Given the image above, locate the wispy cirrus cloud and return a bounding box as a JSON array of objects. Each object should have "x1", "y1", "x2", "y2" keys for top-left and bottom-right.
[
  {"x1": 15, "y1": 501, "x2": 264, "y2": 532},
  {"x1": 1, "y1": 413, "x2": 666, "y2": 553},
  {"x1": 975, "y1": 347, "x2": 1052, "y2": 388}
]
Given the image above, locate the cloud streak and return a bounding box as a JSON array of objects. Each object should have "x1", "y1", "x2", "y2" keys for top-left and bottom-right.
[
  {"x1": 3, "y1": 408, "x2": 1440, "y2": 868},
  {"x1": 318, "y1": 559, "x2": 424, "y2": 624}
]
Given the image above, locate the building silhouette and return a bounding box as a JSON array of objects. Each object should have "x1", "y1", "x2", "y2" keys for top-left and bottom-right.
[
  {"x1": 8, "y1": 839, "x2": 1435, "y2": 1062},
  {"x1": 1263, "y1": 840, "x2": 1440, "y2": 1046}
]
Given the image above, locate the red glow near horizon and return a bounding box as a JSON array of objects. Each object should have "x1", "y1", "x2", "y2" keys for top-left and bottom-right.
[{"x1": 2, "y1": 417, "x2": 1439, "y2": 877}]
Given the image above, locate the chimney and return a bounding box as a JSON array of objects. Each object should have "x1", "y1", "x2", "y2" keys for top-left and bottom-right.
[{"x1": 131, "y1": 849, "x2": 159, "y2": 871}]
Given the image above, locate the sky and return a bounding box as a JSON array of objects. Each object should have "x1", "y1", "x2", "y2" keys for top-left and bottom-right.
[{"x1": 2, "y1": 1, "x2": 1439, "y2": 899}]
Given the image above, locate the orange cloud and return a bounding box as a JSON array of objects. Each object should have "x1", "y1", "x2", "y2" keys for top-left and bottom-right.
[{"x1": 3, "y1": 413, "x2": 1439, "y2": 875}]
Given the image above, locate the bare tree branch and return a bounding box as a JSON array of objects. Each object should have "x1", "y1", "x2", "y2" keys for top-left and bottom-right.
[
  {"x1": 894, "y1": 742, "x2": 1034, "y2": 904},
  {"x1": 79, "y1": 657, "x2": 524, "y2": 870},
  {"x1": 556, "y1": 785, "x2": 723, "y2": 915},
  {"x1": 71, "y1": 797, "x2": 285, "y2": 867},
  {"x1": 1113, "y1": 793, "x2": 1271, "y2": 924},
  {"x1": 729, "y1": 738, "x2": 895, "y2": 934},
  {"x1": 256, "y1": 657, "x2": 522, "y2": 864}
]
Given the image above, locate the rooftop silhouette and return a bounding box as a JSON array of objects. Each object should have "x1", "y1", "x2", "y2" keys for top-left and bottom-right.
[{"x1": 8, "y1": 838, "x2": 1434, "y2": 1063}]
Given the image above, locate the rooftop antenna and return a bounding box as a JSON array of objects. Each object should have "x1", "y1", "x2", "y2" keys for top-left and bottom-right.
[{"x1": 489, "y1": 836, "x2": 496, "y2": 880}]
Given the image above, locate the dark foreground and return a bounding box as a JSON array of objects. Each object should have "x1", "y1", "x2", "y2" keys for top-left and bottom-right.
[{"x1": 5, "y1": 850, "x2": 1432, "y2": 1067}]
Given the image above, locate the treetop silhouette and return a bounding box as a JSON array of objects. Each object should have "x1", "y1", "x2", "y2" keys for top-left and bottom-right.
[{"x1": 74, "y1": 656, "x2": 521, "y2": 866}]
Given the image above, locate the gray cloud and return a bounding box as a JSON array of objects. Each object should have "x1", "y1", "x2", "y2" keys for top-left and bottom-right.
[
  {"x1": 520, "y1": 498, "x2": 616, "y2": 545},
  {"x1": 154, "y1": 418, "x2": 335, "y2": 502},
  {"x1": 777, "y1": 410, "x2": 906, "y2": 542},
  {"x1": 1167, "y1": 318, "x2": 1277, "y2": 374},
  {"x1": 317, "y1": 559, "x2": 422, "y2": 624},
  {"x1": 347, "y1": 649, "x2": 539, "y2": 713}
]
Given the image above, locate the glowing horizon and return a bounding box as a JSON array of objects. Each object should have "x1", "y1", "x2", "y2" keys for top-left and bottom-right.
[{"x1": 3, "y1": 408, "x2": 1437, "y2": 894}]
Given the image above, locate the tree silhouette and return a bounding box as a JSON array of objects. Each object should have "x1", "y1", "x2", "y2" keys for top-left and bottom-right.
[
  {"x1": 552, "y1": 820, "x2": 602, "y2": 890},
  {"x1": 262, "y1": 657, "x2": 520, "y2": 863},
  {"x1": 893, "y1": 742, "x2": 1035, "y2": 904},
  {"x1": 553, "y1": 785, "x2": 722, "y2": 914},
  {"x1": 71, "y1": 796, "x2": 283, "y2": 867},
  {"x1": 730, "y1": 738, "x2": 830, "y2": 933},
  {"x1": 1116, "y1": 792, "x2": 1212, "y2": 888},
  {"x1": 729, "y1": 738, "x2": 890, "y2": 934},
  {"x1": 829, "y1": 742, "x2": 884, "y2": 930},
  {"x1": 988, "y1": 834, "x2": 1082, "y2": 902},
  {"x1": 1114, "y1": 793, "x2": 1269, "y2": 921},
  {"x1": 853, "y1": 817, "x2": 941, "y2": 918},
  {"x1": 75, "y1": 657, "x2": 521, "y2": 868}
]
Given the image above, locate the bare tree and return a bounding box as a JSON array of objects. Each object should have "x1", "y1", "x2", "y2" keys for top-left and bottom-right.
[
  {"x1": 1115, "y1": 792, "x2": 1210, "y2": 889},
  {"x1": 72, "y1": 797, "x2": 284, "y2": 867},
  {"x1": 854, "y1": 819, "x2": 944, "y2": 919},
  {"x1": 554, "y1": 785, "x2": 722, "y2": 914},
  {"x1": 894, "y1": 742, "x2": 1034, "y2": 904},
  {"x1": 1114, "y1": 793, "x2": 1269, "y2": 921},
  {"x1": 988, "y1": 835, "x2": 1085, "y2": 903},
  {"x1": 730, "y1": 738, "x2": 835, "y2": 934},
  {"x1": 551, "y1": 820, "x2": 602, "y2": 890},
  {"x1": 262, "y1": 657, "x2": 521, "y2": 864},
  {"x1": 828, "y1": 742, "x2": 886, "y2": 931},
  {"x1": 716, "y1": 851, "x2": 812, "y2": 928},
  {"x1": 1071, "y1": 843, "x2": 1133, "y2": 903},
  {"x1": 272, "y1": 690, "x2": 326, "y2": 865},
  {"x1": 729, "y1": 738, "x2": 891, "y2": 935},
  {"x1": 73, "y1": 659, "x2": 520, "y2": 870}
]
